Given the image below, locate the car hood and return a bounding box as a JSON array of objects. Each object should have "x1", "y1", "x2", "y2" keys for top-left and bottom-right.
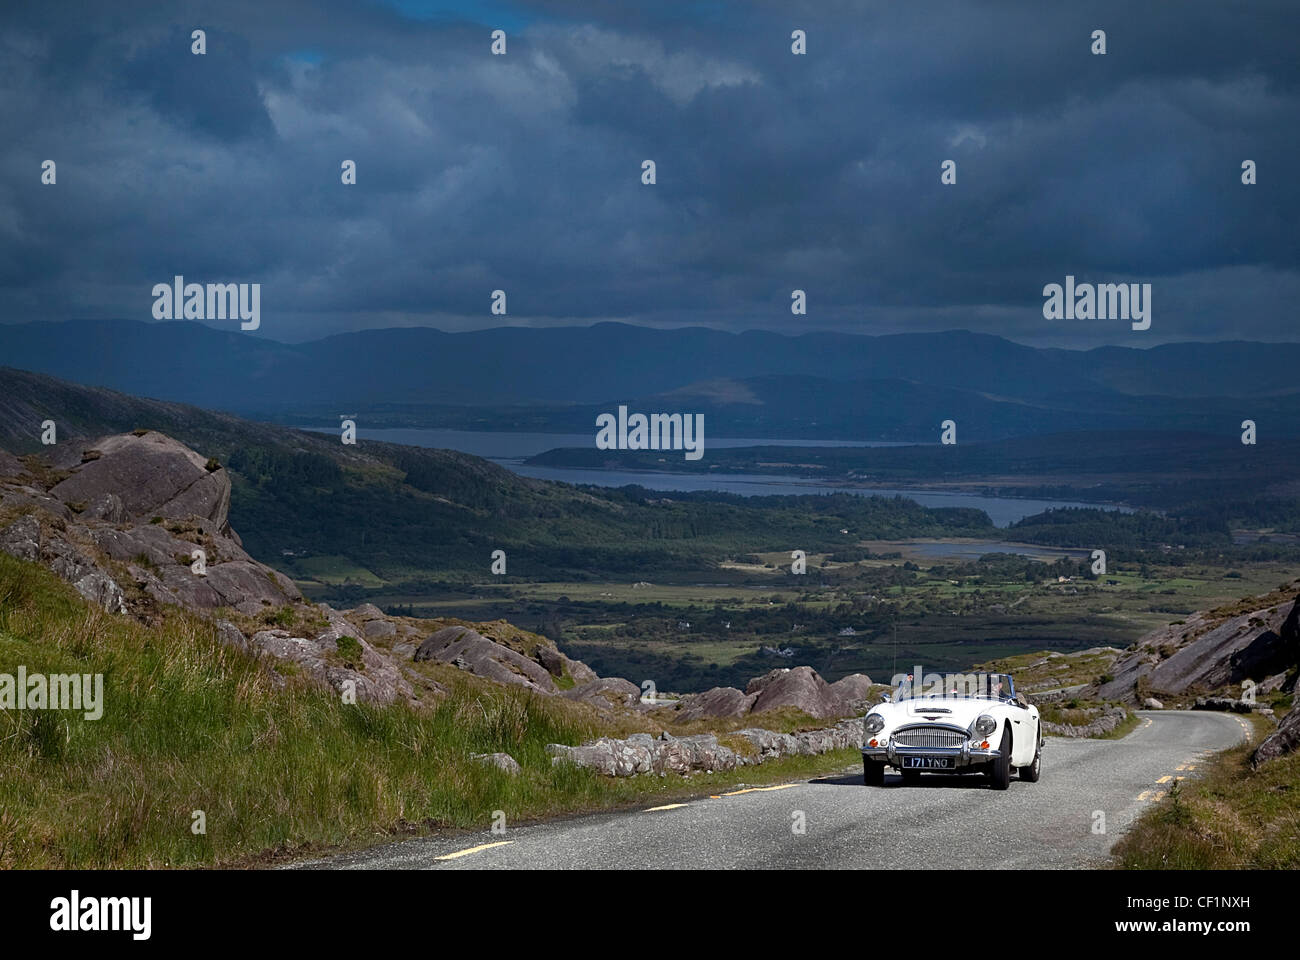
[{"x1": 893, "y1": 698, "x2": 996, "y2": 725}]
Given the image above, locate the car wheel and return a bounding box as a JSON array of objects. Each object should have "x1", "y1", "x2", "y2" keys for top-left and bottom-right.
[
  {"x1": 901, "y1": 769, "x2": 921, "y2": 785},
  {"x1": 863, "y1": 758, "x2": 885, "y2": 786},
  {"x1": 1018, "y1": 733, "x2": 1042, "y2": 783},
  {"x1": 989, "y1": 728, "x2": 1012, "y2": 790}
]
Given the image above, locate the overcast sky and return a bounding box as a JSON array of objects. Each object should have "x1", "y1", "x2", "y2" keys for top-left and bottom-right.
[{"x1": 1, "y1": 0, "x2": 1296, "y2": 347}]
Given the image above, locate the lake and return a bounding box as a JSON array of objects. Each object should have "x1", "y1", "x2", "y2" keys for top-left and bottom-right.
[{"x1": 300, "y1": 426, "x2": 1130, "y2": 528}]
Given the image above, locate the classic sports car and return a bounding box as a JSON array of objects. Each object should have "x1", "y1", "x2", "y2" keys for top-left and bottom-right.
[{"x1": 860, "y1": 672, "x2": 1042, "y2": 789}]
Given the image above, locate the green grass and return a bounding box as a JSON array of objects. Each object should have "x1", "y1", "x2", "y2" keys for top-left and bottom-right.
[{"x1": 0, "y1": 552, "x2": 856, "y2": 868}]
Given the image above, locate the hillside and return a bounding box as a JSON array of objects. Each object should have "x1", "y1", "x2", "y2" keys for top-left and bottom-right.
[{"x1": 0, "y1": 367, "x2": 998, "y2": 585}]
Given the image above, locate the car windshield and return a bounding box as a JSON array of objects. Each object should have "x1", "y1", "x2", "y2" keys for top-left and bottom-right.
[{"x1": 893, "y1": 673, "x2": 1015, "y2": 702}]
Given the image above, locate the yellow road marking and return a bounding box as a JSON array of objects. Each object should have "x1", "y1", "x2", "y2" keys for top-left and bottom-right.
[
  {"x1": 719, "y1": 783, "x2": 797, "y2": 797},
  {"x1": 1175, "y1": 776, "x2": 1186, "y2": 781},
  {"x1": 1156, "y1": 775, "x2": 1172, "y2": 784},
  {"x1": 1186, "y1": 765, "x2": 1196, "y2": 771},
  {"x1": 1153, "y1": 790, "x2": 1166, "y2": 801},
  {"x1": 1138, "y1": 790, "x2": 1151, "y2": 801},
  {"x1": 435, "y1": 840, "x2": 513, "y2": 861},
  {"x1": 644, "y1": 803, "x2": 687, "y2": 812},
  {"x1": 1176, "y1": 764, "x2": 1187, "y2": 771}
]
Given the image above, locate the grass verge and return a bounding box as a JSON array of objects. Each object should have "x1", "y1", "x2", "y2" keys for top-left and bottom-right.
[{"x1": 0, "y1": 552, "x2": 857, "y2": 868}]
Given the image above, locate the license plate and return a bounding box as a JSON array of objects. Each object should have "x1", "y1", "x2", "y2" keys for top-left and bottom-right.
[{"x1": 904, "y1": 756, "x2": 953, "y2": 769}]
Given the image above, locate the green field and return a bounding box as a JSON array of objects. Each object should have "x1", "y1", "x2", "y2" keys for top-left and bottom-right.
[{"x1": 304, "y1": 539, "x2": 1300, "y2": 693}]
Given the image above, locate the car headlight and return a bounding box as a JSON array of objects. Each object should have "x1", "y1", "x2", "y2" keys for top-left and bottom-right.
[
  {"x1": 864, "y1": 713, "x2": 886, "y2": 735},
  {"x1": 973, "y1": 715, "x2": 997, "y2": 738}
]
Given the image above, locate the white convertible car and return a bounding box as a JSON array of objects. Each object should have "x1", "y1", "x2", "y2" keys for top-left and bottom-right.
[{"x1": 861, "y1": 672, "x2": 1042, "y2": 789}]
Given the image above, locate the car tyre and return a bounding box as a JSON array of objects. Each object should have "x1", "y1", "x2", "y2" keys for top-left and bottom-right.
[
  {"x1": 863, "y1": 758, "x2": 885, "y2": 786},
  {"x1": 1018, "y1": 733, "x2": 1042, "y2": 783},
  {"x1": 989, "y1": 728, "x2": 1012, "y2": 790}
]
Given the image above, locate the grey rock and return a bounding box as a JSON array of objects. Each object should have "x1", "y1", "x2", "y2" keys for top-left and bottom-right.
[
  {"x1": 81, "y1": 492, "x2": 126, "y2": 523},
  {"x1": 1253, "y1": 707, "x2": 1300, "y2": 768},
  {"x1": 747, "y1": 666, "x2": 849, "y2": 719},
  {"x1": 215, "y1": 619, "x2": 250, "y2": 653},
  {"x1": 414, "y1": 625, "x2": 556, "y2": 692},
  {"x1": 674, "y1": 686, "x2": 758, "y2": 721},
  {"x1": 471, "y1": 752, "x2": 522, "y2": 775},
  {"x1": 0, "y1": 515, "x2": 41, "y2": 562},
  {"x1": 50, "y1": 432, "x2": 232, "y2": 532},
  {"x1": 562, "y1": 677, "x2": 640, "y2": 709},
  {"x1": 363, "y1": 619, "x2": 397, "y2": 638}
]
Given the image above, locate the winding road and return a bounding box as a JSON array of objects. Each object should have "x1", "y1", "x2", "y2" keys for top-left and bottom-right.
[{"x1": 294, "y1": 710, "x2": 1248, "y2": 870}]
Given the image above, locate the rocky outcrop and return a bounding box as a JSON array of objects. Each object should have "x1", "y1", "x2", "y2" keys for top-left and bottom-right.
[
  {"x1": 1095, "y1": 591, "x2": 1299, "y2": 702},
  {"x1": 250, "y1": 627, "x2": 417, "y2": 706},
  {"x1": 547, "y1": 718, "x2": 866, "y2": 777},
  {"x1": 746, "y1": 666, "x2": 847, "y2": 719},
  {"x1": 562, "y1": 677, "x2": 640, "y2": 710},
  {"x1": 671, "y1": 666, "x2": 863, "y2": 722},
  {"x1": 50, "y1": 432, "x2": 234, "y2": 536},
  {"x1": 673, "y1": 685, "x2": 758, "y2": 721},
  {"x1": 827, "y1": 673, "x2": 874, "y2": 707},
  {"x1": 0, "y1": 429, "x2": 879, "y2": 732},
  {"x1": 414, "y1": 625, "x2": 557, "y2": 693},
  {"x1": 1253, "y1": 709, "x2": 1300, "y2": 768}
]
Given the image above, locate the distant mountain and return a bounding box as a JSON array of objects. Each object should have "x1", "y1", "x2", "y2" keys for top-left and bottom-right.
[{"x1": 2, "y1": 320, "x2": 1298, "y2": 421}]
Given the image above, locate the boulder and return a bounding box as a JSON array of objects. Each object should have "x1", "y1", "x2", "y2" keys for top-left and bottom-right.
[
  {"x1": 414, "y1": 625, "x2": 556, "y2": 693},
  {"x1": 250, "y1": 628, "x2": 415, "y2": 706},
  {"x1": 828, "y1": 673, "x2": 875, "y2": 704},
  {"x1": 49, "y1": 432, "x2": 232, "y2": 533},
  {"x1": 363, "y1": 619, "x2": 397, "y2": 639},
  {"x1": 215, "y1": 620, "x2": 250, "y2": 653},
  {"x1": 471, "y1": 752, "x2": 522, "y2": 775},
  {"x1": 562, "y1": 677, "x2": 640, "y2": 709},
  {"x1": 747, "y1": 666, "x2": 848, "y2": 719},
  {"x1": 1143, "y1": 697, "x2": 1164, "y2": 710},
  {"x1": 1253, "y1": 708, "x2": 1300, "y2": 768},
  {"x1": 673, "y1": 686, "x2": 757, "y2": 721}
]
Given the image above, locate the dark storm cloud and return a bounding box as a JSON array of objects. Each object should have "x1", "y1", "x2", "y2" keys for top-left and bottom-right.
[{"x1": 0, "y1": 0, "x2": 1295, "y2": 346}]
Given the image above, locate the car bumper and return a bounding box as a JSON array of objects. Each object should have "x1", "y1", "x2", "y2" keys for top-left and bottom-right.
[{"x1": 862, "y1": 740, "x2": 1001, "y2": 770}]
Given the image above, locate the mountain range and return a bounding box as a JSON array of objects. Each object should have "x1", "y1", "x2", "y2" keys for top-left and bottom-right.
[{"x1": 3, "y1": 321, "x2": 1299, "y2": 442}]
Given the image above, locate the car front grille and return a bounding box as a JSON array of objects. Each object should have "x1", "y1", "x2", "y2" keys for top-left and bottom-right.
[{"x1": 893, "y1": 726, "x2": 966, "y2": 748}]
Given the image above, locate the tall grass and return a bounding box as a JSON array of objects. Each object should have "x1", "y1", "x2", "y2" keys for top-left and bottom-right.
[{"x1": 0, "y1": 553, "x2": 854, "y2": 867}]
